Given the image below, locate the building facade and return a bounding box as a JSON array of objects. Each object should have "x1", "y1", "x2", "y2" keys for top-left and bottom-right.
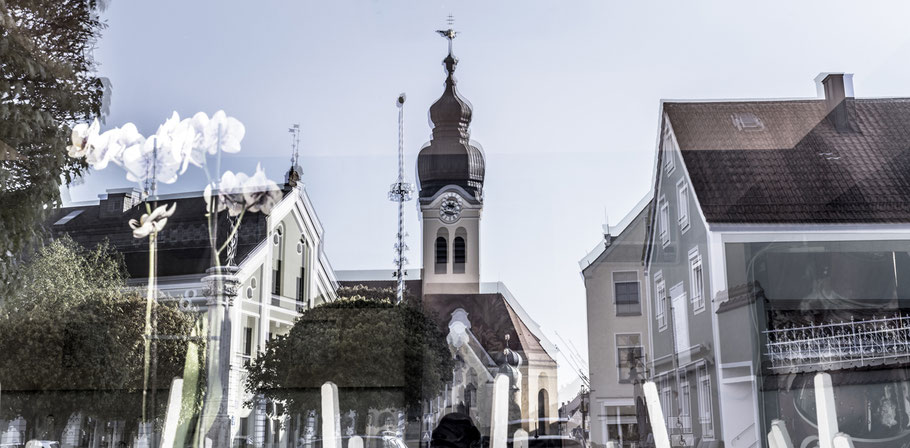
[
  {"x1": 643, "y1": 73, "x2": 910, "y2": 448},
  {"x1": 40, "y1": 177, "x2": 338, "y2": 447},
  {"x1": 580, "y1": 195, "x2": 652, "y2": 448}
]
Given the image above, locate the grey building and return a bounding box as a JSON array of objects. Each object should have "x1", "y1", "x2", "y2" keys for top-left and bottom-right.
[{"x1": 643, "y1": 73, "x2": 910, "y2": 448}]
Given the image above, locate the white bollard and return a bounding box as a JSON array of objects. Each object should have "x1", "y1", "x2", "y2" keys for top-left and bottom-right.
[
  {"x1": 643, "y1": 381, "x2": 670, "y2": 448},
  {"x1": 768, "y1": 419, "x2": 793, "y2": 448},
  {"x1": 322, "y1": 382, "x2": 342, "y2": 448},
  {"x1": 513, "y1": 429, "x2": 528, "y2": 448},
  {"x1": 605, "y1": 442, "x2": 620, "y2": 448},
  {"x1": 815, "y1": 373, "x2": 839, "y2": 448},
  {"x1": 490, "y1": 374, "x2": 509, "y2": 448},
  {"x1": 160, "y1": 377, "x2": 184, "y2": 448},
  {"x1": 349, "y1": 435, "x2": 364, "y2": 448},
  {"x1": 832, "y1": 432, "x2": 855, "y2": 448}
]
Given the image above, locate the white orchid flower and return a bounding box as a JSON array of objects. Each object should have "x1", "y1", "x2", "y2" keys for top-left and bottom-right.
[
  {"x1": 122, "y1": 133, "x2": 184, "y2": 187},
  {"x1": 84, "y1": 127, "x2": 122, "y2": 170},
  {"x1": 129, "y1": 202, "x2": 177, "y2": 238},
  {"x1": 206, "y1": 110, "x2": 245, "y2": 154},
  {"x1": 242, "y1": 164, "x2": 282, "y2": 215},
  {"x1": 217, "y1": 170, "x2": 249, "y2": 217},
  {"x1": 203, "y1": 182, "x2": 216, "y2": 214},
  {"x1": 108, "y1": 123, "x2": 146, "y2": 167},
  {"x1": 66, "y1": 119, "x2": 100, "y2": 158},
  {"x1": 179, "y1": 112, "x2": 211, "y2": 171}
]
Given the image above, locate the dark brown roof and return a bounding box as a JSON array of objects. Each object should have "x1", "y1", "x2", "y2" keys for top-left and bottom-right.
[
  {"x1": 47, "y1": 194, "x2": 271, "y2": 278},
  {"x1": 666, "y1": 98, "x2": 910, "y2": 223}
]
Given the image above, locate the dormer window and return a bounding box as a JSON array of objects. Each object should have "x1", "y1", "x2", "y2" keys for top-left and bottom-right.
[{"x1": 731, "y1": 112, "x2": 764, "y2": 131}]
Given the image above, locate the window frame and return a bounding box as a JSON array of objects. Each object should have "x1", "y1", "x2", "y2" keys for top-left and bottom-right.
[
  {"x1": 615, "y1": 332, "x2": 643, "y2": 384},
  {"x1": 612, "y1": 271, "x2": 641, "y2": 316},
  {"x1": 663, "y1": 128, "x2": 676, "y2": 175},
  {"x1": 689, "y1": 247, "x2": 705, "y2": 314},
  {"x1": 654, "y1": 271, "x2": 667, "y2": 331},
  {"x1": 658, "y1": 196, "x2": 671, "y2": 248},
  {"x1": 696, "y1": 361, "x2": 715, "y2": 440},
  {"x1": 677, "y1": 179, "x2": 690, "y2": 234},
  {"x1": 677, "y1": 368, "x2": 692, "y2": 434}
]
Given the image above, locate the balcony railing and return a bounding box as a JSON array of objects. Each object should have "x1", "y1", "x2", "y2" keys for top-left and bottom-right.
[{"x1": 765, "y1": 314, "x2": 910, "y2": 373}]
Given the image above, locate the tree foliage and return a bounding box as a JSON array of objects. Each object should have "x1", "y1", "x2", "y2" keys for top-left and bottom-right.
[
  {"x1": 0, "y1": 236, "x2": 198, "y2": 440},
  {"x1": 245, "y1": 286, "x2": 454, "y2": 432},
  {"x1": 0, "y1": 0, "x2": 108, "y2": 288}
]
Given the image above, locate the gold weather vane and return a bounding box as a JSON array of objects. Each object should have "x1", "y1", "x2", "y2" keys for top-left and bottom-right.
[{"x1": 436, "y1": 14, "x2": 457, "y2": 53}]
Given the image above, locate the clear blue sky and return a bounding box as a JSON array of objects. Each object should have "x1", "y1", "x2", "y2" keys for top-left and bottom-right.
[{"x1": 65, "y1": 0, "x2": 910, "y2": 393}]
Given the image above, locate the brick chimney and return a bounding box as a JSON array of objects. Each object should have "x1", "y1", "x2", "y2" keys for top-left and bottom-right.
[
  {"x1": 815, "y1": 73, "x2": 855, "y2": 132},
  {"x1": 98, "y1": 187, "x2": 141, "y2": 218}
]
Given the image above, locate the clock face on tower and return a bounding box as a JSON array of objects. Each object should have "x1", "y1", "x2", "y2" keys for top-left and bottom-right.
[{"x1": 439, "y1": 192, "x2": 463, "y2": 223}]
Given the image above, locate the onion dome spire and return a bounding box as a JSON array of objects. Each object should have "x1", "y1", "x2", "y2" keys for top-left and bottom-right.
[{"x1": 417, "y1": 24, "x2": 485, "y2": 201}]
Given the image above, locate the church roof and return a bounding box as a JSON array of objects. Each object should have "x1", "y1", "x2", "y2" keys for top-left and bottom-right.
[{"x1": 417, "y1": 31, "x2": 485, "y2": 201}]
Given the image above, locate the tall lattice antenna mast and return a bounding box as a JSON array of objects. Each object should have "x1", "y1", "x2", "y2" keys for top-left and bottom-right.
[
  {"x1": 285, "y1": 124, "x2": 302, "y2": 187},
  {"x1": 388, "y1": 94, "x2": 413, "y2": 304}
]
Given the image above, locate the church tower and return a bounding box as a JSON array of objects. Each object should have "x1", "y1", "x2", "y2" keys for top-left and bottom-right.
[{"x1": 418, "y1": 27, "x2": 485, "y2": 295}]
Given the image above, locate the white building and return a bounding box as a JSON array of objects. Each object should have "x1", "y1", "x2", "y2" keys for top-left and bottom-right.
[
  {"x1": 46, "y1": 173, "x2": 338, "y2": 447},
  {"x1": 580, "y1": 194, "x2": 652, "y2": 448}
]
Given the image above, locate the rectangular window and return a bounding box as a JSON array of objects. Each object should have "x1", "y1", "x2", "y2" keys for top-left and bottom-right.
[
  {"x1": 615, "y1": 333, "x2": 642, "y2": 384},
  {"x1": 677, "y1": 181, "x2": 690, "y2": 232},
  {"x1": 659, "y1": 198, "x2": 670, "y2": 247},
  {"x1": 663, "y1": 130, "x2": 676, "y2": 174},
  {"x1": 243, "y1": 327, "x2": 253, "y2": 366},
  {"x1": 658, "y1": 374, "x2": 673, "y2": 430},
  {"x1": 613, "y1": 272, "x2": 641, "y2": 316},
  {"x1": 297, "y1": 267, "x2": 306, "y2": 303},
  {"x1": 678, "y1": 369, "x2": 692, "y2": 433},
  {"x1": 689, "y1": 249, "x2": 705, "y2": 313},
  {"x1": 272, "y1": 259, "x2": 281, "y2": 296},
  {"x1": 696, "y1": 362, "x2": 715, "y2": 440},
  {"x1": 654, "y1": 273, "x2": 667, "y2": 331}
]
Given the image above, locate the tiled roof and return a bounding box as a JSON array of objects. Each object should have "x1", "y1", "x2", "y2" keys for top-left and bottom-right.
[
  {"x1": 665, "y1": 98, "x2": 910, "y2": 223},
  {"x1": 47, "y1": 195, "x2": 270, "y2": 278}
]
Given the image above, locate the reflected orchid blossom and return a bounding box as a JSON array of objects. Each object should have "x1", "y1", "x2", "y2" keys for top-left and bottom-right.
[
  {"x1": 215, "y1": 170, "x2": 249, "y2": 217},
  {"x1": 129, "y1": 203, "x2": 177, "y2": 238},
  {"x1": 122, "y1": 112, "x2": 188, "y2": 187},
  {"x1": 242, "y1": 164, "x2": 282, "y2": 215},
  {"x1": 205, "y1": 166, "x2": 282, "y2": 217},
  {"x1": 206, "y1": 110, "x2": 245, "y2": 154},
  {"x1": 66, "y1": 119, "x2": 100, "y2": 158}
]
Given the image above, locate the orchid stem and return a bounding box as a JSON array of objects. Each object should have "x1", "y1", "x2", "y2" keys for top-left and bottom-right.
[{"x1": 216, "y1": 209, "x2": 246, "y2": 255}]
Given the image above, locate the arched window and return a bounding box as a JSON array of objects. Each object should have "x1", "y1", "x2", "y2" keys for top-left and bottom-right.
[
  {"x1": 453, "y1": 236, "x2": 466, "y2": 273},
  {"x1": 435, "y1": 236, "x2": 448, "y2": 274},
  {"x1": 538, "y1": 388, "x2": 549, "y2": 435}
]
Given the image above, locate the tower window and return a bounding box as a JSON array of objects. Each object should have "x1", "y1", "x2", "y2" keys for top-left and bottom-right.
[
  {"x1": 453, "y1": 236, "x2": 466, "y2": 273},
  {"x1": 435, "y1": 236, "x2": 448, "y2": 274}
]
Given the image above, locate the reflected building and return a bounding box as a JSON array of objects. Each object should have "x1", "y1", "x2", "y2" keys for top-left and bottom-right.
[{"x1": 643, "y1": 72, "x2": 910, "y2": 447}]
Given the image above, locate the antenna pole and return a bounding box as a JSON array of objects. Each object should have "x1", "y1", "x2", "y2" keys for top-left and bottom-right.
[{"x1": 388, "y1": 94, "x2": 413, "y2": 304}]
